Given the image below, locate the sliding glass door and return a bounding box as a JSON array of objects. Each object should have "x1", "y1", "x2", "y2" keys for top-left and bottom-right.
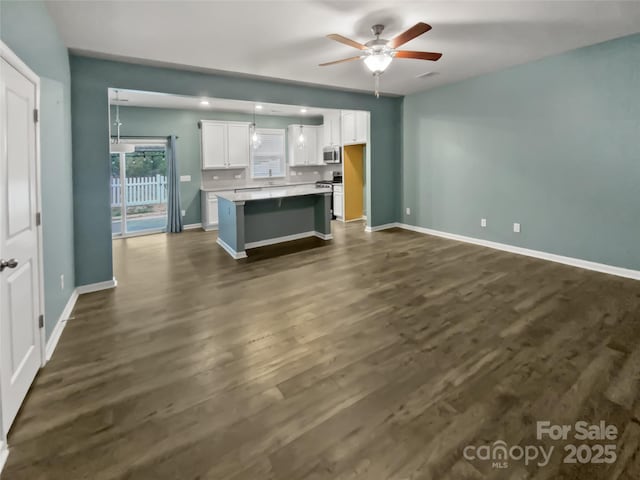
[{"x1": 111, "y1": 140, "x2": 168, "y2": 237}]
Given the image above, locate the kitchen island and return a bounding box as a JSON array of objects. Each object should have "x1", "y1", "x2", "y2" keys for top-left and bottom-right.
[{"x1": 215, "y1": 185, "x2": 332, "y2": 259}]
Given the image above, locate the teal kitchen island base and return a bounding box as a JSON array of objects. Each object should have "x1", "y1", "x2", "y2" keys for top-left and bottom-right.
[{"x1": 216, "y1": 185, "x2": 333, "y2": 259}]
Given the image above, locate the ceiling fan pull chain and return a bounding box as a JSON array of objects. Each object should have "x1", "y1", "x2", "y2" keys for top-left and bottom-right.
[{"x1": 374, "y1": 73, "x2": 380, "y2": 98}]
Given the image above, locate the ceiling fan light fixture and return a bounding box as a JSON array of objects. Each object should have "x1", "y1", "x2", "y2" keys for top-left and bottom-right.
[{"x1": 364, "y1": 52, "x2": 393, "y2": 74}]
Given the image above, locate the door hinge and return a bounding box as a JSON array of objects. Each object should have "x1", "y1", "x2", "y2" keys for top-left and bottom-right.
[
  {"x1": 36, "y1": 212, "x2": 41, "y2": 226},
  {"x1": 34, "y1": 108, "x2": 39, "y2": 123},
  {"x1": 38, "y1": 314, "x2": 44, "y2": 328}
]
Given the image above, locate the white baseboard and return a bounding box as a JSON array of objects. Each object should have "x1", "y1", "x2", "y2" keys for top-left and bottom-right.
[
  {"x1": 76, "y1": 277, "x2": 118, "y2": 295},
  {"x1": 364, "y1": 222, "x2": 399, "y2": 233},
  {"x1": 217, "y1": 238, "x2": 247, "y2": 259},
  {"x1": 45, "y1": 289, "x2": 79, "y2": 361},
  {"x1": 245, "y1": 231, "x2": 333, "y2": 249},
  {"x1": 397, "y1": 223, "x2": 640, "y2": 281},
  {"x1": 183, "y1": 223, "x2": 202, "y2": 231},
  {"x1": 314, "y1": 231, "x2": 333, "y2": 241},
  {"x1": 246, "y1": 231, "x2": 315, "y2": 249},
  {"x1": 0, "y1": 441, "x2": 8, "y2": 475}
]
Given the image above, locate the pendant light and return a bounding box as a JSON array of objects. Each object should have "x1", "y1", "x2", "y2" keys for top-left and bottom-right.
[
  {"x1": 110, "y1": 90, "x2": 135, "y2": 154},
  {"x1": 251, "y1": 105, "x2": 262, "y2": 149}
]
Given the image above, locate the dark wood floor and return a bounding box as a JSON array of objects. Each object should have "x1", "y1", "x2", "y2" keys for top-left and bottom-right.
[{"x1": 3, "y1": 222, "x2": 640, "y2": 479}]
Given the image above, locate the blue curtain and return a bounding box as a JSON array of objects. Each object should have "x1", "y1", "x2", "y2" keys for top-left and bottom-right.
[{"x1": 166, "y1": 135, "x2": 183, "y2": 233}]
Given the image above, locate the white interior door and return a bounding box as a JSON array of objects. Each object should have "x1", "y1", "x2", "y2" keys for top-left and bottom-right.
[{"x1": 0, "y1": 56, "x2": 43, "y2": 435}]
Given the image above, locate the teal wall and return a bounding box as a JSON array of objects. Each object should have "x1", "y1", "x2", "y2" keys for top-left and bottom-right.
[
  {"x1": 71, "y1": 55, "x2": 402, "y2": 286},
  {"x1": 1, "y1": 0, "x2": 75, "y2": 339},
  {"x1": 112, "y1": 105, "x2": 323, "y2": 226},
  {"x1": 402, "y1": 33, "x2": 640, "y2": 270}
]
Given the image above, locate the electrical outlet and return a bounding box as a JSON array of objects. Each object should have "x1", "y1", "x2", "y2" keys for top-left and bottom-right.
[
  {"x1": 234, "y1": 174, "x2": 241, "y2": 179},
  {"x1": 213, "y1": 175, "x2": 219, "y2": 180},
  {"x1": 60, "y1": 274, "x2": 64, "y2": 290},
  {"x1": 181, "y1": 210, "x2": 186, "y2": 217},
  {"x1": 179, "y1": 175, "x2": 191, "y2": 182},
  {"x1": 513, "y1": 222, "x2": 521, "y2": 233},
  {"x1": 406, "y1": 207, "x2": 411, "y2": 215},
  {"x1": 481, "y1": 218, "x2": 487, "y2": 228},
  {"x1": 314, "y1": 171, "x2": 319, "y2": 175}
]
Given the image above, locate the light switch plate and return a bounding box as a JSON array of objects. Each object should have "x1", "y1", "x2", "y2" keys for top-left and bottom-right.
[
  {"x1": 513, "y1": 222, "x2": 521, "y2": 233},
  {"x1": 406, "y1": 207, "x2": 411, "y2": 215},
  {"x1": 179, "y1": 175, "x2": 191, "y2": 182},
  {"x1": 181, "y1": 210, "x2": 186, "y2": 217},
  {"x1": 481, "y1": 218, "x2": 487, "y2": 227}
]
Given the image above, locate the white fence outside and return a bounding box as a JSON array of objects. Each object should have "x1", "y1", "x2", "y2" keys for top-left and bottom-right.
[{"x1": 111, "y1": 174, "x2": 167, "y2": 207}]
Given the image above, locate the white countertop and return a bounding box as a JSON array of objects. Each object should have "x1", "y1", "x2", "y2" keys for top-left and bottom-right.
[
  {"x1": 215, "y1": 184, "x2": 331, "y2": 202},
  {"x1": 200, "y1": 182, "x2": 317, "y2": 193}
]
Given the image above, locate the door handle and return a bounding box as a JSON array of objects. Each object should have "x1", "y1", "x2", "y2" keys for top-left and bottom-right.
[{"x1": 0, "y1": 258, "x2": 18, "y2": 272}]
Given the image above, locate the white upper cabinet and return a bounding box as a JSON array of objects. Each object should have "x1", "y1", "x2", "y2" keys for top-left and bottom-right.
[
  {"x1": 227, "y1": 123, "x2": 250, "y2": 168},
  {"x1": 288, "y1": 125, "x2": 323, "y2": 166},
  {"x1": 341, "y1": 110, "x2": 368, "y2": 145},
  {"x1": 322, "y1": 111, "x2": 341, "y2": 147},
  {"x1": 201, "y1": 122, "x2": 227, "y2": 169},
  {"x1": 201, "y1": 120, "x2": 250, "y2": 169}
]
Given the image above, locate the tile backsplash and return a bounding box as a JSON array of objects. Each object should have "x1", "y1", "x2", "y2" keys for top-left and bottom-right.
[{"x1": 201, "y1": 165, "x2": 336, "y2": 190}]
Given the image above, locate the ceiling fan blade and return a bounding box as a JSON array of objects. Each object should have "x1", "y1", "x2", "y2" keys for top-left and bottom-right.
[
  {"x1": 388, "y1": 22, "x2": 432, "y2": 48},
  {"x1": 394, "y1": 50, "x2": 442, "y2": 61},
  {"x1": 327, "y1": 34, "x2": 368, "y2": 50},
  {"x1": 319, "y1": 56, "x2": 363, "y2": 67}
]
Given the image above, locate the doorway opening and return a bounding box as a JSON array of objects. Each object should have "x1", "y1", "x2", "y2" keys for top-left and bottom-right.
[
  {"x1": 111, "y1": 139, "x2": 168, "y2": 237},
  {"x1": 343, "y1": 144, "x2": 365, "y2": 222}
]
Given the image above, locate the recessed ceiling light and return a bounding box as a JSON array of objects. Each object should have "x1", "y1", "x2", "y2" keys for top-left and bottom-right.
[
  {"x1": 255, "y1": 105, "x2": 263, "y2": 110},
  {"x1": 200, "y1": 100, "x2": 210, "y2": 106},
  {"x1": 300, "y1": 108, "x2": 307, "y2": 113}
]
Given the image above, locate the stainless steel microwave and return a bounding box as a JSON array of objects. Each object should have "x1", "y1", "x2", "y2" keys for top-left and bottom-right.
[{"x1": 323, "y1": 146, "x2": 341, "y2": 164}]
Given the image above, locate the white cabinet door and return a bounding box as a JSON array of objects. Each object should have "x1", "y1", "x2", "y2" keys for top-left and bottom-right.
[
  {"x1": 201, "y1": 122, "x2": 227, "y2": 169},
  {"x1": 330, "y1": 112, "x2": 341, "y2": 146},
  {"x1": 323, "y1": 111, "x2": 341, "y2": 146},
  {"x1": 207, "y1": 199, "x2": 219, "y2": 226},
  {"x1": 305, "y1": 127, "x2": 319, "y2": 165},
  {"x1": 342, "y1": 111, "x2": 368, "y2": 145},
  {"x1": 333, "y1": 192, "x2": 343, "y2": 218},
  {"x1": 227, "y1": 123, "x2": 250, "y2": 167},
  {"x1": 315, "y1": 126, "x2": 325, "y2": 163},
  {"x1": 342, "y1": 111, "x2": 356, "y2": 144},
  {"x1": 355, "y1": 111, "x2": 368, "y2": 144}
]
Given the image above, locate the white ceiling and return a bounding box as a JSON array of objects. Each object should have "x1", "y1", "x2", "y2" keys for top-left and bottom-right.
[
  {"x1": 48, "y1": 1, "x2": 640, "y2": 95},
  {"x1": 108, "y1": 88, "x2": 335, "y2": 117}
]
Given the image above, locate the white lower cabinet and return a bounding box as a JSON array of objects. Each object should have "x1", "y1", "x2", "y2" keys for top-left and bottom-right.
[
  {"x1": 201, "y1": 191, "x2": 233, "y2": 230},
  {"x1": 333, "y1": 184, "x2": 343, "y2": 219}
]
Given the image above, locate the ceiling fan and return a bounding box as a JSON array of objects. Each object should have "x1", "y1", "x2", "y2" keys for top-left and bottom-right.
[{"x1": 320, "y1": 22, "x2": 442, "y2": 97}]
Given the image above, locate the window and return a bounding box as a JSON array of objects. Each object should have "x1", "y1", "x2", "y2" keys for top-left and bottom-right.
[{"x1": 251, "y1": 128, "x2": 285, "y2": 179}]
